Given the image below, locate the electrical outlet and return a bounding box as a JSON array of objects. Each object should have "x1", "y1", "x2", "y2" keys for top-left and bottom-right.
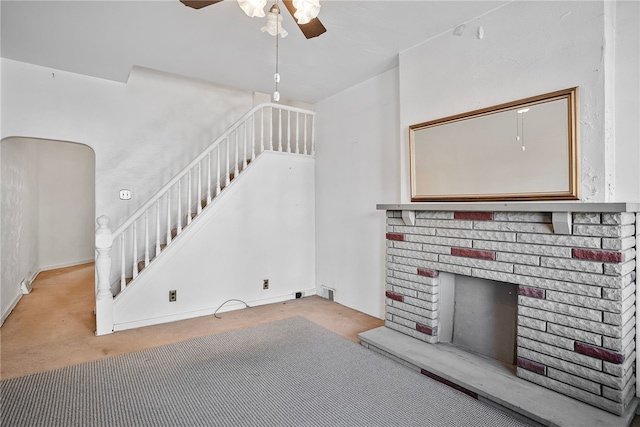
[
  {"x1": 263, "y1": 279, "x2": 269, "y2": 290},
  {"x1": 169, "y1": 290, "x2": 177, "y2": 302},
  {"x1": 119, "y1": 189, "x2": 132, "y2": 200}
]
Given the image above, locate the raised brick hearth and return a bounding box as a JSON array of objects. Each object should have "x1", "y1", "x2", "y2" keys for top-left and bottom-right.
[{"x1": 383, "y1": 208, "x2": 638, "y2": 415}]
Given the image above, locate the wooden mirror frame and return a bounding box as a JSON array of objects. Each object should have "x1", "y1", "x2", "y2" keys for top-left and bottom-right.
[{"x1": 409, "y1": 87, "x2": 580, "y2": 202}]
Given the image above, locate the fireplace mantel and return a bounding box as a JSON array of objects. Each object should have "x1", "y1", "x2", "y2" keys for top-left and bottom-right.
[{"x1": 377, "y1": 202, "x2": 640, "y2": 213}]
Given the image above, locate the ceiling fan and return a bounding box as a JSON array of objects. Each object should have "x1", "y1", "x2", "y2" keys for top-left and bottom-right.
[{"x1": 179, "y1": 0, "x2": 327, "y2": 39}]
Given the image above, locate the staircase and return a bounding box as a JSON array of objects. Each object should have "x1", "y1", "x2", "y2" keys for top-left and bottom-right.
[{"x1": 94, "y1": 103, "x2": 315, "y2": 335}]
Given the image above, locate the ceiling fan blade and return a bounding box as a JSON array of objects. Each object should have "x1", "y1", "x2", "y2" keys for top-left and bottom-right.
[
  {"x1": 282, "y1": 0, "x2": 327, "y2": 39},
  {"x1": 179, "y1": 0, "x2": 224, "y2": 10}
]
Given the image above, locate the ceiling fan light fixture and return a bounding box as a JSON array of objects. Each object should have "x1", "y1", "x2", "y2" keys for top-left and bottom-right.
[
  {"x1": 292, "y1": 0, "x2": 320, "y2": 24},
  {"x1": 261, "y1": 4, "x2": 288, "y2": 38},
  {"x1": 237, "y1": 0, "x2": 267, "y2": 18}
]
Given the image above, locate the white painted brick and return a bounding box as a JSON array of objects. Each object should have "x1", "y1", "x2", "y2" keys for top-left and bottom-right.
[
  {"x1": 388, "y1": 248, "x2": 437, "y2": 261},
  {"x1": 439, "y1": 254, "x2": 513, "y2": 273},
  {"x1": 496, "y1": 252, "x2": 540, "y2": 266},
  {"x1": 518, "y1": 296, "x2": 603, "y2": 322},
  {"x1": 573, "y1": 224, "x2": 635, "y2": 238},
  {"x1": 417, "y1": 291, "x2": 439, "y2": 303},
  {"x1": 602, "y1": 212, "x2": 636, "y2": 225},
  {"x1": 391, "y1": 300, "x2": 438, "y2": 319},
  {"x1": 385, "y1": 321, "x2": 439, "y2": 344},
  {"x1": 518, "y1": 336, "x2": 602, "y2": 370},
  {"x1": 518, "y1": 306, "x2": 622, "y2": 338},
  {"x1": 547, "y1": 367, "x2": 602, "y2": 394},
  {"x1": 386, "y1": 255, "x2": 394, "y2": 262},
  {"x1": 547, "y1": 324, "x2": 602, "y2": 346},
  {"x1": 621, "y1": 294, "x2": 635, "y2": 316},
  {"x1": 387, "y1": 276, "x2": 438, "y2": 291},
  {"x1": 602, "y1": 282, "x2": 636, "y2": 301},
  {"x1": 602, "y1": 328, "x2": 635, "y2": 352},
  {"x1": 398, "y1": 259, "x2": 472, "y2": 277},
  {"x1": 420, "y1": 243, "x2": 454, "y2": 255},
  {"x1": 602, "y1": 236, "x2": 636, "y2": 251},
  {"x1": 473, "y1": 240, "x2": 572, "y2": 258},
  {"x1": 473, "y1": 269, "x2": 602, "y2": 297},
  {"x1": 389, "y1": 271, "x2": 438, "y2": 287},
  {"x1": 387, "y1": 306, "x2": 438, "y2": 326},
  {"x1": 518, "y1": 326, "x2": 574, "y2": 350},
  {"x1": 391, "y1": 241, "x2": 423, "y2": 251},
  {"x1": 515, "y1": 265, "x2": 621, "y2": 288},
  {"x1": 540, "y1": 257, "x2": 603, "y2": 274},
  {"x1": 545, "y1": 291, "x2": 621, "y2": 314},
  {"x1": 435, "y1": 228, "x2": 517, "y2": 242},
  {"x1": 394, "y1": 225, "x2": 436, "y2": 236},
  {"x1": 387, "y1": 218, "x2": 405, "y2": 226},
  {"x1": 387, "y1": 262, "x2": 422, "y2": 275},
  {"x1": 390, "y1": 254, "x2": 440, "y2": 268},
  {"x1": 517, "y1": 369, "x2": 623, "y2": 414},
  {"x1": 385, "y1": 312, "x2": 393, "y2": 321},
  {"x1": 604, "y1": 259, "x2": 636, "y2": 277},
  {"x1": 603, "y1": 351, "x2": 635, "y2": 377},
  {"x1": 603, "y1": 379, "x2": 636, "y2": 403},
  {"x1": 405, "y1": 234, "x2": 472, "y2": 248},
  {"x1": 518, "y1": 348, "x2": 622, "y2": 389},
  {"x1": 388, "y1": 286, "x2": 418, "y2": 299},
  {"x1": 474, "y1": 221, "x2": 554, "y2": 234},
  {"x1": 603, "y1": 304, "x2": 634, "y2": 327},
  {"x1": 387, "y1": 226, "x2": 395, "y2": 233},
  {"x1": 386, "y1": 211, "x2": 398, "y2": 218},
  {"x1": 390, "y1": 315, "x2": 417, "y2": 330},
  {"x1": 518, "y1": 315, "x2": 547, "y2": 332},
  {"x1": 573, "y1": 213, "x2": 601, "y2": 224},
  {"x1": 415, "y1": 211, "x2": 454, "y2": 219},
  {"x1": 622, "y1": 316, "x2": 635, "y2": 339},
  {"x1": 403, "y1": 295, "x2": 437, "y2": 311},
  {"x1": 516, "y1": 233, "x2": 601, "y2": 249},
  {"x1": 494, "y1": 212, "x2": 551, "y2": 223},
  {"x1": 415, "y1": 219, "x2": 473, "y2": 229}
]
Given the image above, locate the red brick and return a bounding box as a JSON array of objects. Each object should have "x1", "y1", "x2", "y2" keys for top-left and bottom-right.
[
  {"x1": 517, "y1": 357, "x2": 546, "y2": 375},
  {"x1": 416, "y1": 323, "x2": 437, "y2": 336},
  {"x1": 572, "y1": 248, "x2": 623, "y2": 263},
  {"x1": 385, "y1": 291, "x2": 404, "y2": 302},
  {"x1": 421, "y1": 369, "x2": 478, "y2": 399},
  {"x1": 386, "y1": 233, "x2": 405, "y2": 241},
  {"x1": 575, "y1": 342, "x2": 625, "y2": 364},
  {"x1": 518, "y1": 286, "x2": 545, "y2": 299},
  {"x1": 417, "y1": 268, "x2": 439, "y2": 278},
  {"x1": 454, "y1": 211, "x2": 494, "y2": 221},
  {"x1": 451, "y1": 247, "x2": 495, "y2": 260}
]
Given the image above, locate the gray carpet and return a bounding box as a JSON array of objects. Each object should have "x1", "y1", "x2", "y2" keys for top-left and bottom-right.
[{"x1": 1, "y1": 316, "x2": 531, "y2": 427}]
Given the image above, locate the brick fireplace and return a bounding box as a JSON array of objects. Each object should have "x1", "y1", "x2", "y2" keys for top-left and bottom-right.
[{"x1": 378, "y1": 204, "x2": 638, "y2": 416}]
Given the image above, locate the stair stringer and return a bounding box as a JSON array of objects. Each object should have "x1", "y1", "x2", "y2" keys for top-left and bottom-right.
[{"x1": 112, "y1": 151, "x2": 315, "y2": 331}]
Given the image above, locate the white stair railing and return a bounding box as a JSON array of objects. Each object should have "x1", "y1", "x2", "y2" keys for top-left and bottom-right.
[{"x1": 94, "y1": 103, "x2": 315, "y2": 335}]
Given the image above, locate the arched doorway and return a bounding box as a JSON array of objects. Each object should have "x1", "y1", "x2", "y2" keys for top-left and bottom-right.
[{"x1": 1, "y1": 137, "x2": 95, "y2": 324}]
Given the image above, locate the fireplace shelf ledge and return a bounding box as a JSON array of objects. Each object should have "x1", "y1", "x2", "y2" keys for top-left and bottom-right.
[
  {"x1": 359, "y1": 326, "x2": 638, "y2": 427},
  {"x1": 376, "y1": 202, "x2": 640, "y2": 213}
]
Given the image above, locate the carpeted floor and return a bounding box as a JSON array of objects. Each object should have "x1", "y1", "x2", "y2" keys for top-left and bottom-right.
[{"x1": 1, "y1": 316, "x2": 531, "y2": 426}]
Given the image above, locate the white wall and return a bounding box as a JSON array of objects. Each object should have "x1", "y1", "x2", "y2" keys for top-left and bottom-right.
[
  {"x1": 613, "y1": 0, "x2": 640, "y2": 202},
  {"x1": 1, "y1": 60, "x2": 255, "y2": 229},
  {"x1": 37, "y1": 140, "x2": 95, "y2": 270},
  {"x1": 399, "y1": 1, "x2": 638, "y2": 203},
  {"x1": 112, "y1": 152, "x2": 315, "y2": 330},
  {"x1": 1, "y1": 139, "x2": 39, "y2": 323},
  {"x1": 314, "y1": 68, "x2": 400, "y2": 319}
]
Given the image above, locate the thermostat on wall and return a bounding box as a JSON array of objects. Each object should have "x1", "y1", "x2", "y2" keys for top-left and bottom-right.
[{"x1": 119, "y1": 189, "x2": 132, "y2": 200}]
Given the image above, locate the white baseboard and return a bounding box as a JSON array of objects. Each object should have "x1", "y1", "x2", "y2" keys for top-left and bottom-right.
[
  {"x1": 113, "y1": 288, "x2": 318, "y2": 333},
  {"x1": 0, "y1": 293, "x2": 22, "y2": 327},
  {"x1": 39, "y1": 259, "x2": 94, "y2": 272}
]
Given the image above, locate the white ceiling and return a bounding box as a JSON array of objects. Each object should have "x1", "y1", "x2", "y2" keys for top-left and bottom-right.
[{"x1": 1, "y1": 0, "x2": 508, "y2": 104}]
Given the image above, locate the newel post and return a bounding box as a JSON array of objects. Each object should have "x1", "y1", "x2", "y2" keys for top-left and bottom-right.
[{"x1": 95, "y1": 215, "x2": 114, "y2": 335}]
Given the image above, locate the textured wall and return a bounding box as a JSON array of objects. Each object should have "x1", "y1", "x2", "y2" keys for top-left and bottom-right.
[{"x1": 1, "y1": 139, "x2": 39, "y2": 322}]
